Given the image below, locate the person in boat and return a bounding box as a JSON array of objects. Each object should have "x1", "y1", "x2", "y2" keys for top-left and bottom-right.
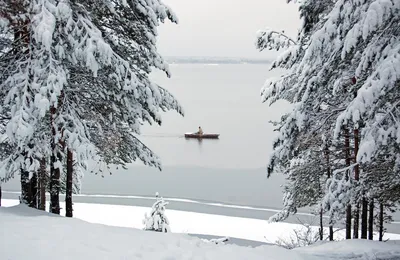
[{"x1": 196, "y1": 126, "x2": 203, "y2": 135}]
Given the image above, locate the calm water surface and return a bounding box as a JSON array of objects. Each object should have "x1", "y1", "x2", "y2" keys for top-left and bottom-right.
[{"x1": 142, "y1": 64, "x2": 289, "y2": 169}]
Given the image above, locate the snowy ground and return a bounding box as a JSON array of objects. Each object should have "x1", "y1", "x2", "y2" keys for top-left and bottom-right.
[
  {"x1": 1, "y1": 199, "x2": 312, "y2": 244},
  {"x1": 3, "y1": 166, "x2": 399, "y2": 234},
  {"x1": 3, "y1": 199, "x2": 400, "y2": 244},
  {"x1": 2, "y1": 202, "x2": 400, "y2": 260}
]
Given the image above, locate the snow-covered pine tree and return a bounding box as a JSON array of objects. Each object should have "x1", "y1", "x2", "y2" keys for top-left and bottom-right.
[
  {"x1": 143, "y1": 192, "x2": 170, "y2": 233},
  {"x1": 327, "y1": 0, "x2": 400, "y2": 239},
  {"x1": 0, "y1": 0, "x2": 183, "y2": 213},
  {"x1": 267, "y1": 128, "x2": 327, "y2": 222},
  {"x1": 257, "y1": 0, "x2": 400, "y2": 240},
  {"x1": 362, "y1": 155, "x2": 400, "y2": 236},
  {"x1": 256, "y1": 0, "x2": 347, "y2": 240}
]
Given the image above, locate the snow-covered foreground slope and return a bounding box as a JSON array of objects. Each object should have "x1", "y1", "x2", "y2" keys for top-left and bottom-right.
[
  {"x1": 0, "y1": 204, "x2": 305, "y2": 260},
  {"x1": 3, "y1": 199, "x2": 400, "y2": 244},
  {"x1": 1, "y1": 204, "x2": 400, "y2": 260}
]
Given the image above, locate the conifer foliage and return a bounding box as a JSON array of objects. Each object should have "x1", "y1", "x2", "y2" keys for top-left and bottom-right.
[
  {"x1": 0, "y1": 0, "x2": 182, "y2": 213},
  {"x1": 257, "y1": 0, "x2": 400, "y2": 240}
]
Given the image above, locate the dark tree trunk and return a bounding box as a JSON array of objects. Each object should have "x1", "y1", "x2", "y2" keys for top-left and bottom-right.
[
  {"x1": 0, "y1": 184, "x2": 2, "y2": 207},
  {"x1": 379, "y1": 203, "x2": 384, "y2": 241},
  {"x1": 50, "y1": 106, "x2": 60, "y2": 214},
  {"x1": 346, "y1": 205, "x2": 352, "y2": 239},
  {"x1": 325, "y1": 145, "x2": 334, "y2": 241},
  {"x1": 50, "y1": 156, "x2": 61, "y2": 214},
  {"x1": 353, "y1": 128, "x2": 360, "y2": 239},
  {"x1": 20, "y1": 167, "x2": 31, "y2": 205},
  {"x1": 361, "y1": 198, "x2": 368, "y2": 239},
  {"x1": 329, "y1": 226, "x2": 334, "y2": 241},
  {"x1": 319, "y1": 207, "x2": 323, "y2": 240},
  {"x1": 354, "y1": 204, "x2": 360, "y2": 238},
  {"x1": 38, "y1": 158, "x2": 46, "y2": 211},
  {"x1": 344, "y1": 127, "x2": 351, "y2": 239},
  {"x1": 66, "y1": 148, "x2": 73, "y2": 218},
  {"x1": 29, "y1": 173, "x2": 37, "y2": 208},
  {"x1": 369, "y1": 199, "x2": 374, "y2": 240},
  {"x1": 353, "y1": 129, "x2": 359, "y2": 181}
]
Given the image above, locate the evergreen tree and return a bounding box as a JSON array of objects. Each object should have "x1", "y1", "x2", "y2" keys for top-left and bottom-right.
[
  {"x1": 257, "y1": 0, "x2": 400, "y2": 240},
  {"x1": 0, "y1": 0, "x2": 182, "y2": 212},
  {"x1": 143, "y1": 192, "x2": 170, "y2": 233}
]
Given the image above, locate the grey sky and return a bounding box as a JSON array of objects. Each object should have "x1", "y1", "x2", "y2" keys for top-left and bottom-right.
[{"x1": 156, "y1": 0, "x2": 300, "y2": 59}]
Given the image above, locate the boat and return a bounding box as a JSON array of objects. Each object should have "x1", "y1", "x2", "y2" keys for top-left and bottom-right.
[{"x1": 184, "y1": 133, "x2": 220, "y2": 139}]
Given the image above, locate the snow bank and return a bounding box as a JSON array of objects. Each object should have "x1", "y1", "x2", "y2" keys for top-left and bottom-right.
[
  {"x1": 0, "y1": 204, "x2": 304, "y2": 260},
  {"x1": 2, "y1": 203, "x2": 400, "y2": 259},
  {"x1": 2, "y1": 200, "x2": 400, "y2": 260},
  {"x1": 0, "y1": 199, "x2": 310, "y2": 243},
  {"x1": 297, "y1": 239, "x2": 400, "y2": 259},
  {"x1": 2, "y1": 199, "x2": 400, "y2": 244}
]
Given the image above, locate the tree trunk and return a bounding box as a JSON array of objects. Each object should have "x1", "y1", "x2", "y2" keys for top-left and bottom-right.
[
  {"x1": 50, "y1": 106, "x2": 60, "y2": 214},
  {"x1": 379, "y1": 202, "x2": 384, "y2": 241},
  {"x1": 368, "y1": 199, "x2": 374, "y2": 240},
  {"x1": 29, "y1": 173, "x2": 37, "y2": 208},
  {"x1": 38, "y1": 158, "x2": 46, "y2": 211},
  {"x1": 319, "y1": 207, "x2": 323, "y2": 240},
  {"x1": 361, "y1": 198, "x2": 368, "y2": 239},
  {"x1": 354, "y1": 128, "x2": 359, "y2": 181},
  {"x1": 344, "y1": 127, "x2": 351, "y2": 239},
  {"x1": 66, "y1": 148, "x2": 73, "y2": 218},
  {"x1": 346, "y1": 205, "x2": 352, "y2": 239},
  {"x1": 353, "y1": 204, "x2": 359, "y2": 238},
  {"x1": 0, "y1": 184, "x2": 2, "y2": 207},
  {"x1": 20, "y1": 167, "x2": 31, "y2": 205},
  {"x1": 325, "y1": 145, "x2": 334, "y2": 241},
  {"x1": 49, "y1": 152, "x2": 60, "y2": 214},
  {"x1": 353, "y1": 128, "x2": 359, "y2": 239}
]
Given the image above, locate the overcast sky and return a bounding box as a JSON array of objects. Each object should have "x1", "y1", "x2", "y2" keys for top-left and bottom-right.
[{"x1": 156, "y1": 0, "x2": 300, "y2": 59}]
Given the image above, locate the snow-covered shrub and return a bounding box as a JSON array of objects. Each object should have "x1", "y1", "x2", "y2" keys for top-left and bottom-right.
[
  {"x1": 143, "y1": 193, "x2": 170, "y2": 233},
  {"x1": 275, "y1": 219, "x2": 320, "y2": 249}
]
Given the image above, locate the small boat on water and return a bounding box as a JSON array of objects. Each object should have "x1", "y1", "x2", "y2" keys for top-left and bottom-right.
[{"x1": 184, "y1": 133, "x2": 220, "y2": 139}]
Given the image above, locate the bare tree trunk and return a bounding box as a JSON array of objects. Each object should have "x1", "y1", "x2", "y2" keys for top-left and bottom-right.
[
  {"x1": 0, "y1": 184, "x2": 2, "y2": 207},
  {"x1": 66, "y1": 148, "x2": 73, "y2": 217},
  {"x1": 354, "y1": 204, "x2": 360, "y2": 238},
  {"x1": 346, "y1": 205, "x2": 352, "y2": 239},
  {"x1": 361, "y1": 198, "x2": 368, "y2": 239},
  {"x1": 29, "y1": 173, "x2": 37, "y2": 208},
  {"x1": 319, "y1": 207, "x2": 323, "y2": 240},
  {"x1": 344, "y1": 127, "x2": 351, "y2": 239},
  {"x1": 379, "y1": 202, "x2": 384, "y2": 241},
  {"x1": 368, "y1": 199, "x2": 374, "y2": 240},
  {"x1": 325, "y1": 145, "x2": 334, "y2": 241},
  {"x1": 50, "y1": 106, "x2": 60, "y2": 214},
  {"x1": 20, "y1": 150, "x2": 31, "y2": 205},
  {"x1": 38, "y1": 158, "x2": 46, "y2": 211},
  {"x1": 353, "y1": 128, "x2": 360, "y2": 239},
  {"x1": 20, "y1": 167, "x2": 30, "y2": 205}
]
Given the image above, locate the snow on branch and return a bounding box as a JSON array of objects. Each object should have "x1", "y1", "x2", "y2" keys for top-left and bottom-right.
[{"x1": 256, "y1": 29, "x2": 297, "y2": 52}]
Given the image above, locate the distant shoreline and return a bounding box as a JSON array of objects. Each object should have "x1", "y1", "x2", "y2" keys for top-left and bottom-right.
[{"x1": 165, "y1": 56, "x2": 272, "y2": 64}]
